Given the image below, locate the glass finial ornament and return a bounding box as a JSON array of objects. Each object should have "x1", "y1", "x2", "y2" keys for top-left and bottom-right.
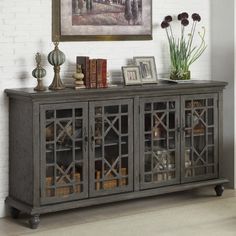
[
  {"x1": 47, "y1": 41, "x2": 66, "y2": 90},
  {"x1": 32, "y1": 53, "x2": 46, "y2": 91}
]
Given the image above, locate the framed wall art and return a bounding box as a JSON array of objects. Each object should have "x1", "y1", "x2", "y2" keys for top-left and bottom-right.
[
  {"x1": 122, "y1": 66, "x2": 142, "y2": 85},
  {"x1": 133, "y1": 56, "x2": 158, "y2": 83},
  {"x1": 52, "y1": 0, "x2": 152, "y2": 41}
]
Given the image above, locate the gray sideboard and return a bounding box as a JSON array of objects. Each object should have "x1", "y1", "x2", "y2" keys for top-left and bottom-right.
[{"x1": 5, "y1": 80, "x2": 228, "y2": 229}]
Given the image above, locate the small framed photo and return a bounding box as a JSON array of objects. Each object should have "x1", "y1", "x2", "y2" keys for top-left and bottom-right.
[
  {"x1": 122, "y1": 66, "x2": 142, "y2": 86},
  {"x1": 133, "y1": 56, "x2": 158, "y2": 84}
]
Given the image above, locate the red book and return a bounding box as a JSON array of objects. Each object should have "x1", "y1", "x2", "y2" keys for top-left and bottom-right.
[
  {"x1": 89, "y1": 59, "x2": 97, "y2": 88},
  {"x1": 76, "y1": 56, "x2": 90, "y2": 88},
  {"x1": 96, "y1": 59, "x2": 107, "y2": 88}
]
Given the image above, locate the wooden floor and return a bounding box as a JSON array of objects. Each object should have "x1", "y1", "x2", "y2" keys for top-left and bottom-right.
[{"x1": 1, "y1": 187, "x2": 236, "y2": 236}]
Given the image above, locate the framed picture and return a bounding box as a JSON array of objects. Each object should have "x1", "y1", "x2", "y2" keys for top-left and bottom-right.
[
  {"x1": 52, "y1": 0, "x2": 152, "y2": 41},
  {"x1": 133, "y1": 56, "x2": 158, "y2": 83},
  {"x1": 122, "y1": 66, "x2": 142, "y2": 85}
]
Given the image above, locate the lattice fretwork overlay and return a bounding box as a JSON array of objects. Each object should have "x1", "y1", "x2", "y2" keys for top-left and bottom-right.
[
  {"x1": 141, "y1": 99, "x2": 179, "y2": 188},
  {"x1": 92, "y1": 103, "x2": 132, "y2": 194},
  {"x1": 43, "y1": 107, "x2": 87, "y2": 200},
  {"x1": 183, "y1": 97, "x2": 217, "y2": 181}
]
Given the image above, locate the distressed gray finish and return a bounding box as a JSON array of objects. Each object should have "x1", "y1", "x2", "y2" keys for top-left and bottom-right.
[{"x1": 5, "y1": 80, "x2": 228, "y2": 229}]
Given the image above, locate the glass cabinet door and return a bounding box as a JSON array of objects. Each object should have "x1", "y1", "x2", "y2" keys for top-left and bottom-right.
[
  {"x1": 181, "y1": 94, "x2": 218, "y2": 183},
  {"x1": 40, "y1": 103, "x2": 88, "y2": 204},
  {"x1": 140, "y1": 97, "x2": 180, "y2": 189},
  {"x1": 89, "y1": 99, "x2": 133, "y2": 197}
]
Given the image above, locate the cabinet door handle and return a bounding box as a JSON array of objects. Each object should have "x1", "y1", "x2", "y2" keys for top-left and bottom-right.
[
  {"x1": 90, "y1": 126, "x2": 94, "y2": 151},
  {"x1": 83, "y1": 127, "x2": 88, "y2": 152}
]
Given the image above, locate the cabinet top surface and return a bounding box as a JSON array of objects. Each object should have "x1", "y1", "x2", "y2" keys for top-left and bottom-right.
[{"x1": 5, "y1": 80, "x2": 227, "y2": 100}]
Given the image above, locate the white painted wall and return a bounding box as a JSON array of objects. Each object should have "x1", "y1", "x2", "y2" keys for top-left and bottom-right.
[
  {"x1": 211, "y1": 0, "x2": 235, "y2": 188},
  {"x1": 0, "y1": 0, "x2": 211, "y2": 217}
]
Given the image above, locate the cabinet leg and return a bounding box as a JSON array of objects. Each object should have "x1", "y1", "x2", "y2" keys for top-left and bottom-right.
[
  {"x1": 10, "y1": 207, "x2": 20, "y2": 219},
  {"x1": 215, "y1": 184, "x2": 224, "y2": 197},
  {"x1": 29, "y1": 214, "x2": 40, "y2": 229}
]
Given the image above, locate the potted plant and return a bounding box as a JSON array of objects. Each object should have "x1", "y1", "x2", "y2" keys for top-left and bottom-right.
[{"x1": 161, "y1": 12, "x2": 207, "y2": 80}]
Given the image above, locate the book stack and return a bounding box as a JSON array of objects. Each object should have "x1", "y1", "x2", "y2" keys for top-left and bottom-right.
[{"x1": 76, "y1": 56, "x2": 108, "y2": 89}]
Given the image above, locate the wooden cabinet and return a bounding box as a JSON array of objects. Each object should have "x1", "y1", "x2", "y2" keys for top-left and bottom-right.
[{"x1": 5, "y1": 81, "x2": 228, "y2": 229}]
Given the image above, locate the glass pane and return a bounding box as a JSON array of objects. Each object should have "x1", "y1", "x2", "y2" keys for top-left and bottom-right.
[
  {"x1": 95, "y1": 146, "x2": 102, "y2": 159},
  {"x1": 185, "y1": 100, "x2": 192, "y2": 108},
  {"x1": 46, "y1": 110, "x2": 54, "y2": 119},
  {"x1": 75, "y1": 163, "x2": 83, "y2": 182},
  {"x1": 193, "y1": 100, "x2": 206, "y2": 107},
  {"x1": 121, "y1": 105, "x2": 128, "y2": 113},
  {"x1": 121, "y1": 116, "x2": 128, "y2": 134},
  {"x1": 169, "y1": 131, "x2": 175, "y2": 149},
  {"x1": 145, "y1": 113, "x2": 151, "y2": 132},
  {"x1": 168, "y1": 151, "x2": 176, "y2": 169},
  {"x1": 95, "y1": 107, "x2": 102, "y2": 116},
  {"x1": 75, "y1": 108, "x2": 82, "y2": 117},
  {"x1": 208, "y1": 98, "x2": 214, "y2": 106},
  {"x1": 46, "y1": 122, "x2": 54, "y2": 141},
  {"x1": 145, "y1": 103, "x2": 151, "y2": 111},
  {"x1": 208, "y1": 147, "x2": 214, "y2": 164},
  {"x1": 56, "y1": 109, "x2": 72, "y2": 118},
  {"x1": 185, "y1": 136, "x2": 191, "y2": 148},
  {"x1": 208, "y1": 108, "x2": 214, "y2": 125},
  {"x1": 46, "y1": 151, "x2": 54, "y2": 164},
  {"x1": 185, "y1": 148, "x2": 192, "y2": 169},
  {"x1": 169, "y1": 112, "x2": 175, "y2": 129},
  {"x1": 169, "y1": 101, "x2": 175, "y2": 109},
  {"x1": 121, "y1": 158, "x2": 128, "y2": 175},
  {"x1": 145, "y1": 174, "x2": 152, "y2": 182},
  {"x1": 145, "y1": 154, "x2": 152, "y2": 172},
  {"x1": 104, "y1": 106, "x2": 119, "y2": 114},
  {"x1": 153, "y1": 102, "x2": 167, "y2": 110},
  {"x1": 185, "y1": 111, "x2": 191, "y2": 128},
  {"x1": 121, "y1": 138, "x2": 128, "y2": 155},
  {"x1": 208, "y1": 134, "x2": 214, "y2": 145},
  {"x1": 75, "y1": 148, "x2": 83, "y2": 161},
  {"x1": 95, "y1": 121, "x2": 102, "y2": 138},
  {"x1": 75, "y1": 120, "x2": 82, "y2": 139}
]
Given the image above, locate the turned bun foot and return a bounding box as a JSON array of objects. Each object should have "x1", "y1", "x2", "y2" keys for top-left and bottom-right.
[
  {"x1": 215, "y1": 184, "x2": 224, "y2": 197},
  {"x1": 29, "y1": 215, "x2": 40, "y2": 229}
]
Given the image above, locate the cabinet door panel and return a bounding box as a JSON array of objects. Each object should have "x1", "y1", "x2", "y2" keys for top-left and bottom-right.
[
  {"x1": 140, "y1": 97, "x2": 180, "y2": 189},
  {"x1": 40, "y1": 103, "x2": 88, "y2": 205},
  {"x1": 89, "y1": 99, "x2": 133, "y2": 197},
  {"x1": 181, "y1": 94, "x2": 218, "y2": 183}
]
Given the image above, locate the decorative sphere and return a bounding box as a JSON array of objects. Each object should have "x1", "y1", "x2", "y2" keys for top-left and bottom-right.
[
  {"x1": 48, "y1": 46, "x2": 66, "y2": 66},
  {"x1": 32, "y1": 67, "x2": 46, "y2": 79}
]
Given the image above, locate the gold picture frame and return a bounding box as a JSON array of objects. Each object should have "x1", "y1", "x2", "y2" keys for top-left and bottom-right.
[{"x1": 52, "y1": 0, "x2": 152, "y2": 41}]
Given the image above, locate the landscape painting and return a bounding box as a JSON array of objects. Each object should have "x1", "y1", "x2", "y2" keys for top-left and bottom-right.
[
  {"x1": 72, "y1": 0, "x2": 143, "y2": 26},
  {"x1": 53, "y1": 0, "x2": 152, "y2": 41}
]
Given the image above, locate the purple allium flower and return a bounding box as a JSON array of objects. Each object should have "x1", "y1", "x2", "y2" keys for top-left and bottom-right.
[
  {"x1": 164, "y1": 15, "x2": 173, "y2": 22},
  {"x1": 161, "y1": 21, "x2": 170, "y2": 29},
  {"x1": 181, "y1": 12, "x2": 189, "y2": 19},
  {"x1": 178, "y1": 13, "x2": 183, "y2": 20},
  {"x1": 192, "y1": 13, "x2": 201, "y2": 22},
  {"x1": 178, "y1": 12, "x2": 189, "y2": 20},
  {"x1": 181, "y1": 18, "x2": 189, "y2": 26}
]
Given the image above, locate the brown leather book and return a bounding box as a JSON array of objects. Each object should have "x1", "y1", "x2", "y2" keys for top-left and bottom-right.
[
  {"x1": 89, "y1": 59, "x2": 97, "y2": 88},
  {"x1": 96, "y1": 59, "x2": 107, "y2": 88}
]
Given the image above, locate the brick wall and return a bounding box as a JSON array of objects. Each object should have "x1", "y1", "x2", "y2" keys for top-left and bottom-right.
[{"x1": 0, "y1": 0, "x2": 211, "y2": 217}]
